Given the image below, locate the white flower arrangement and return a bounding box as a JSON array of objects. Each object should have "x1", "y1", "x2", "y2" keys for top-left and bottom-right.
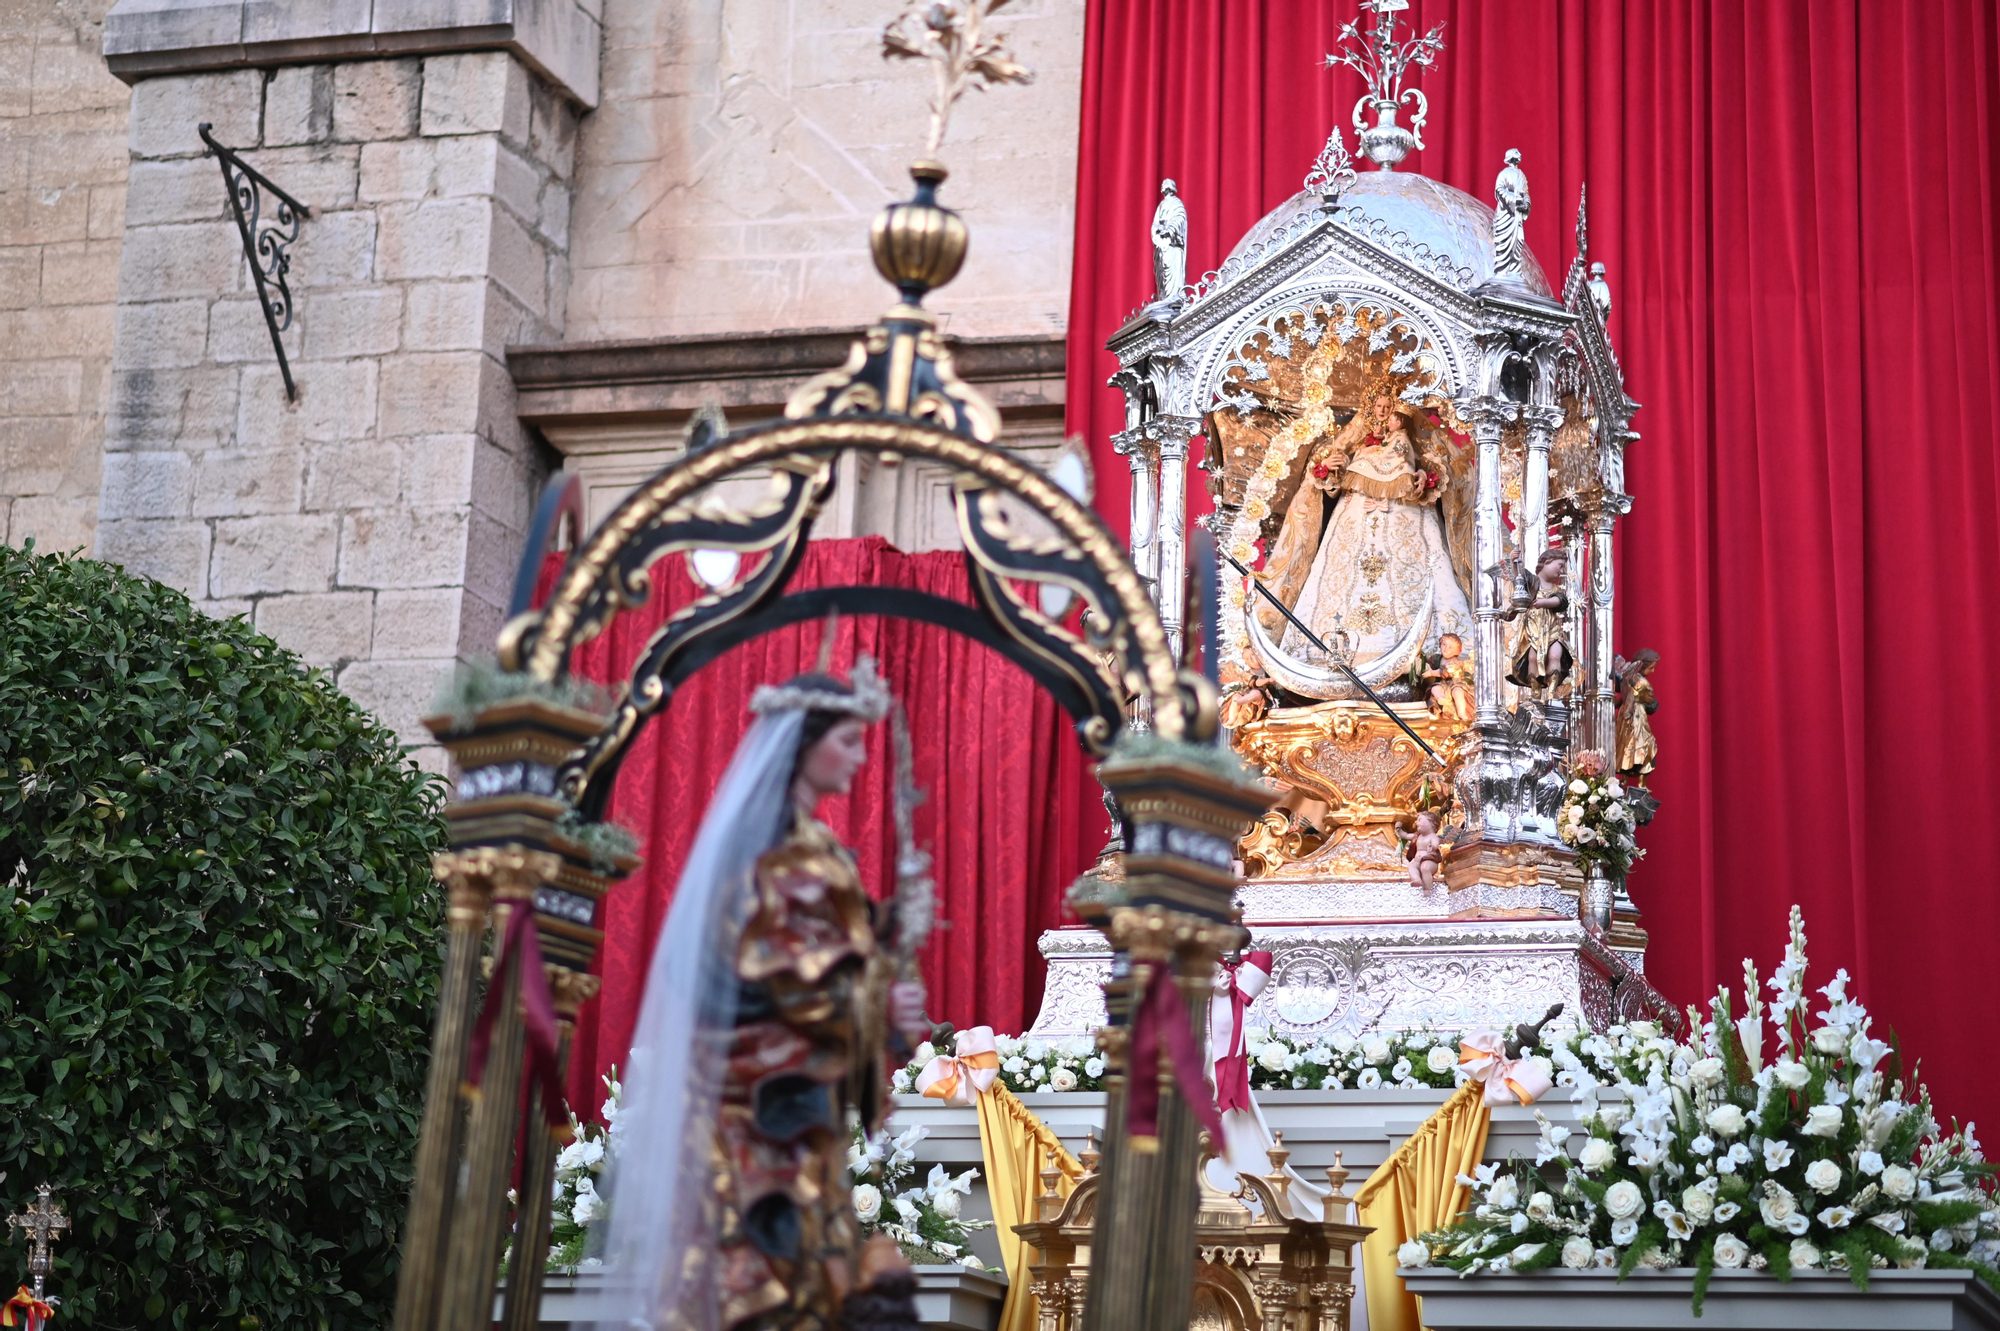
[
  {"x1": 1405, "y1": 909, "x2": 2000, "y2": 1314},
  {"x1": 542, "y1": 1067, "x2": 622, "y2": 1273},
  {"x1": 848, "y1": 1120, "x2": 995, "y2": 1270},
  {"x1": 1557, "y1": 753, "x2": 1644, "y2": 879},
  {"x1": 898, "y1": 1033, "x2": 1108, "y2": 1096}
]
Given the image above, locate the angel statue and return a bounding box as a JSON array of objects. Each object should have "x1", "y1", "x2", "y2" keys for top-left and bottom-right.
[
  {"x1": 1151, "y1": 179, "x2": 1187, "y2": 305},
  {"x1": 1253, "y1": 386, "x2": 1475, "y2": 696},
  {"x1": 1501, "y1": 546, "x2": 1573, "y2": 699},
  {"x1": 1612, "y1": 648, "x2": 1660, "y2": 781},
  {"x1": 587, "y1": 658, "x2": 933, "y2": 1331},
  {"x1": 1492, "y1": 149, "x2": 1531, "y2": 282}
]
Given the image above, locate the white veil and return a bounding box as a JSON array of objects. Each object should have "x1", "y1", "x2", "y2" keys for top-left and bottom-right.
[{"x1": 585, "y1": 708, "x2": 807, "y2": 1331}]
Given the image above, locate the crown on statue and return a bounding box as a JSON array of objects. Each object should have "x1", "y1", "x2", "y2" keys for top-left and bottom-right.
[{"x1": 750, "y1": 656, "x2": 893, "y2": 724}]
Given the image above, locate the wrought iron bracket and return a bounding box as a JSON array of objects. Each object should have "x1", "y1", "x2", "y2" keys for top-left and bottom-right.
[{"x1": 199, "y1": 122, "x2": 310, "y2": 401}]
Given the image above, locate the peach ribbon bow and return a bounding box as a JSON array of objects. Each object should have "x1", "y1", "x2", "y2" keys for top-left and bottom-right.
[
  {"x1": 1459, "y1": 1031, "x2": 1554, "y2": 1106},
  {"x1": 917, "y1": 1025, "x2": 1001, "y2": 1106}
]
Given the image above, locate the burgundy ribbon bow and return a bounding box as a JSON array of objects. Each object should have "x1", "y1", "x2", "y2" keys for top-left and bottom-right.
[
  {"x1": 464, "y1": 897, "x2": 572, "y2": 1138},
  {"x1": 1127, "y1": 963, "x2": 1225, "y2": 1151},
  {"x1": 1210, "y1": 950, "x2": 1273, "y2": 1114}
]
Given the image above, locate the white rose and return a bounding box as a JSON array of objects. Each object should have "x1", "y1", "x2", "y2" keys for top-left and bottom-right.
[
  {"x1": 1392, "y1": 1057, "x2": 1414, "y2": 1081},
  {"x1": 1804, "y1": 1105, "x2": 1843, "y2": 1138},
  {"x1": 1610, "y1": 1217, "x2": 1640, "y2": 1246},
  {"x1": 1604, "y1": 1180, "x2": 1644, "y2": 1221},
  {"x1": 1682, "y1": 1188, "x2": 1714, "y2": 1224},
  {"x1": 852, "y1": 1183, "x2": 883, "y2": 1223},
  {"x1": 1049, "y1": 1067, "x2": 1078, "y2": 1092},
  {"x1": 1881, "y1": 1166, "x2": 1917, "y2": 1200},
  {"x1": 1764, "y1": 1138, "x2": 1795, "y2": 1171},
  {"x1": 1363, "y1": 1037, "x2": 1393, "y2": 1064},
  {"x1": 1413, "y1": 1047, "x2": 1453, "y2": 1079},
  {"x1": 1760, "y1": 1187, "x2": 1801, "y2": 1230},
  {"x1": 1789, "y1": 1238, "x2": 1821, "y2": 1269},
  {"x1": 1258, "y1": 1044, "x2": 1291, "y2": 1073},
  {"x1": 1773, "y1": 1060, "x2": 1809, "y2": 1089},
  {"x1": 1561, "y1": 1236, "x2": 1594, "y2": 1268},
  {"x1": 1397, "y1": 1240, "x2": 1431, "y2": 1269},
  {"x1": 1804, "y1": 1159, "x2": 1842, "y2": 1194},
  {"x1": 1332, "y1": 1032, "x2": 1358, "y2": 1054},
  {"x1": 1707, "y1": 1105, "x2": 1746, "y2": 1137},
  {"x1": 1569, "y1": 779, "x2": 1589, "y2": 795},
  {"x1": 1527, "y1": 1191, "x2": 1558, "y2": 1224},
  {"x1": 1812, "y1": 1027, "x2": 1849, "y2": 1055},
  {"x1": 1003, "y1": 1056, "x2": 1027, "y2": 1074},
  {"x1": 1713, "y1": 1233, "x2": 1751, "y2": 1268},
  {"x1": 1690, "y1": 1057, "x2": 1725, "y2": 1088},
  {"x1": 1357, "y1": 1067, "x2": 1382, "y2": 1089},
  {"x1": 1857, "y1": 1150, "x2": 1884, "y2": 1176},
  {"x1": 1489, "y1": 1176, "x2": 1520, "y2": 1211},
  {"x1": 1579, "y1": 1138, "x2": 1616, "y2": 1172},
  {"x1": 1629, "y1": 1021, "x2": 1660, "y2": 1041},
  {"x1": 914, "y1": 1041, "x2": 936, "y2": 1064},
  {"x1": 933, "y1": 1188, "x2": 962, "y2": 1219},
  {"x1": 571, "y1": 1189, "x2": 604, "y2": 1226}
]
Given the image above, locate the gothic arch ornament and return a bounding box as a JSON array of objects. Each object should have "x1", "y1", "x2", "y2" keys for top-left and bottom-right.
[{"x1": 499, "y1": 414, "x2": 1208, "y2": 814}]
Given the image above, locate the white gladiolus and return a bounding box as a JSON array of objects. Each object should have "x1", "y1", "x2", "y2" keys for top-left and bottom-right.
[
  {"x1": 852, "y1": 1183, "x2": 883, "y2": 1223},
  {"x1": 1397, "y1": 1240, "x2": 1431, "y2": 1268},
  {"x1": 1804, "y1": 1158, "x2": 1842, "y2": 1193},
  {"x1": 1603, "y1": 1180, "x2": 1644, "y2": 1221},
  {"x1": 1561, "y1": 1236, "x2": 1594, "y2": 1268},
  {"x1": 1488, "y1": 1176, "x2": 1521, "y2": 1211},
  {"x1": 933, "y1": 1188, "x2": 962, "y2": 1220},
  {"x1": 1764, "y1": 1138, "x2": 1796, "y2": 1170}
]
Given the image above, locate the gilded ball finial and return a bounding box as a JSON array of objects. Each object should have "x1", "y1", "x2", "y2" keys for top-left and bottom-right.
[{"x1": 870, "y1": 161, "x2": 969, "y2": 307}]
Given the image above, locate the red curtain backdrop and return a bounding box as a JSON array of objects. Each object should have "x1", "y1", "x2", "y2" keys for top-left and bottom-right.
[
  {"x1": 1066, "y1": 1, "x2": 2000, "y2": 1126},
  {"x1": 557, "y1": 539, "x2": 1099, "y2": 1119}
]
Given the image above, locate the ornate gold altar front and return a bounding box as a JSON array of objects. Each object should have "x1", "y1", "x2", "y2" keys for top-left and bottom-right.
[{"x1": 1016, "y1": 1137, "x2": 1369, "y2": 1331}]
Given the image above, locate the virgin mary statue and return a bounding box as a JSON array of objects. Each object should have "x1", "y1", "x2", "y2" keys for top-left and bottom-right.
[
  {"x1": 587, "y1": 659, "x2": 932, "y2": 1331},
  {"x1": 1252, "y1": 389, "x2": 1474, "y2": 696}
]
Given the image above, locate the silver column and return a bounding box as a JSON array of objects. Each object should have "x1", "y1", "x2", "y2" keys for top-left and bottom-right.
[
  {"x1": 1151, "y1": 416, "x2": 1199, "y2": 666},
  {"x1": 1114, "y1": 427, "x2": 1161, "y2": 604},
  {"x1": 1520, "y1": 404, "x2": 1562, "y2": 572},
  {"x1": 1464, "y1": 397, "x2": 1511, "y2": 725},
  {"x1": 1587, "y1": 505, "x2": 1618, "y2": 757}
]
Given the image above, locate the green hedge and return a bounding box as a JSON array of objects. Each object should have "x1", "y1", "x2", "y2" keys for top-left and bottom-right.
[{"x1": 0, "y1": 545, "x2": 448, "y2": 1330}]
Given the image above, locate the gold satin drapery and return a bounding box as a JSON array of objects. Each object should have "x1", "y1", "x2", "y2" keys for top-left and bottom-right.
[
  {"x1": 1352, "y1": 1081, "x2": 1491, "y2": 1331},
  {"x1": 972, "y1": 1084, "x2": 1081, "y2": 1331}
]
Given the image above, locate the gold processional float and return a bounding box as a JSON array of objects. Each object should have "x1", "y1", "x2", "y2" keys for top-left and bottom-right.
[{"x1": 385, "y1": 2, "x2": 1677, "y2": 1330}]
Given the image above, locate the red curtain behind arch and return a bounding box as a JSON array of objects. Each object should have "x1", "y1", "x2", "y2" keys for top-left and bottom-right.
[
  {"x1": 1066, "y1": 0, "x2": 2000, "y2": 1126},
  {"x1": 557, "y1": 539, "x2": 1100, "y2": 1119}
]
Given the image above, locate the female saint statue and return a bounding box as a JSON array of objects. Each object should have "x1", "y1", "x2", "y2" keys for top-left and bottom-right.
[
  {"x1": 1492, "y1": 149, "x2": 1531, "y2": 282},
  {"x1": 1151, "y1": 179, "x2": 1187, "y2": 305},
  {"x1": 1254, "y1": 389, "x2": 1474, "y2": 695},
  {"x1": 589, "y1": 659, "x2": 931, "y2": 1331}
]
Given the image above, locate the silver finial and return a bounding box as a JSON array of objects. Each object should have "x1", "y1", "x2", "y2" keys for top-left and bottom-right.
[
  {"x1": 1327, "y1": 0, "x2": 1446, "y2": 171},
  {"x1": 1492, "y1": 148, "x2": 1531, "y2": 282},
  {"x1": 1150, "y1": 178, "x2": 1187, "y2": 308},
  {"x1": 1574, "y1": 180, "x2": 1589, "y2": 259},
  {"x1": 1303, "y1": 125, "x2": 1358, "y2": 203}
]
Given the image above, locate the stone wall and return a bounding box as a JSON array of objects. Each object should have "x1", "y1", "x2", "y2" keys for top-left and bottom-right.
[
  {"x1": 91, "y1": 52, "x2": 578, "y2": 767},
  {"x1": 1, "y1": 0, "x2": 131, "y2": 553},
  {"x1": 564, "y1": 0, "x2": 1085, "y2": 343}
]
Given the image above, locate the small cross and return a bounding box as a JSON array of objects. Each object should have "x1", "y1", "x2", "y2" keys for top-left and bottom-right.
[{"x1": 7, "y1": 1185, "x2": 69, "y2": 1298}]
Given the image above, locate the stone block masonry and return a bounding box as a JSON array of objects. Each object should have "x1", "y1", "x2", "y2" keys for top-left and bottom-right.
[{"x1": 95, "y1": 52, "x2": 580, "y2": 769}]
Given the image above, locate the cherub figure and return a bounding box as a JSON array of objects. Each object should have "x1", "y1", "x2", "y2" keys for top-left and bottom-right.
[
  {"x1": 1502, "y1": 546, "x2": 1573, "y2": 698},
  {"x1": 1404, "y1": 808, "x2": 1443, "y2": 891},
  {"x1": 1416, "y1": 632, "x2": 1473, "y2": 721},
  {"x1": 1612, "y1": 649, "x2": 1660, "y2": 782},
  {"x1": 1219, "y1": 671, "x2": 1276, "y2": 731}
]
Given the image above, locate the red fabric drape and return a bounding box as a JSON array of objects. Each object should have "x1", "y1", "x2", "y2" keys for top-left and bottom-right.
[
  {"x1": 555, "y1": 539, "x2": 1099, "y2": 1120},
  {"x1": 1067, "y1": 1, "x2": 2000, "y2": 1126}
]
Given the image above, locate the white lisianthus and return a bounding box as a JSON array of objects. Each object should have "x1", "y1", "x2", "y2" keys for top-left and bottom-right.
[
  {"x1": 1527, "y1": 1192, "x2": 1558, "y2": 1224},
  {"x1": 1258, "y1": 1044, "x2": 1291, "y2": 1073},
  {"x1": 1773, "y1": 1060, "x2": 1809, "y2": 1090},
  {"x1": 1085, "y1": 1057, "x2": 1105, "y2": 1078},
  {"x1": 1713, "y1": 1234, "x2": 1751, "y2": 1268},
  {"x1": 1764, "y1": 1138, "x2": 1796, "y2": 1171},
  {"x1": 1579, "y1": 1138, "x2": 1616, "y2": 1172},
  {"x1": 1392, "y1": 1057, "x2": 1414, "y2": 1082},
  {"x1": 1707, "y1": 1104, "x2": 1747, "y2": 1137},
  {"x1": 914, "y1": 1041, "x2": 936, "y2": 1065},
  {"x1": 891, "y1": 1068, "x2": 914, "y2": 1094},
  {"x1": 1818, "y1": 1205, "x2": 1855, "y2": 1229},
  {"x1": 852, "y1": 1183, "x2": 883, "y2": 1223},
  {"x1": 1804, "y1": 1159, "x2": 1842, "y2": 1193},
  {"x1": 1882, "y1": 1166, "x2": 1917, "y2": 1201},
  {"x1": 1561, "y1": 1236, "x2": 1594, "y2": 1269},
  {"x1": 1357, "y1": 1067, "x2": 1383, "y2": 1090},
  {"x1": 995, "y1": 1034, "x2": 1023, "y2": 1057},
  {"x1": 1868, "y1": 1212, "x2": 1906, "y2": 1234},
  {"x1": 1804, "y1": 1105, "x2": 1843, "y2": 1138},
  {"x1": 1713, "y1": 1201, "x2": 1741, "y2": 1223},
  {"x1": 1812, "y1": 1027, "x2": 1849, "y2": 1055},
  {"x1": 1049, "y1": 1067, "x2": 1078, "y2": 1092},
  {"x1": 1690, "y1": 1057, "x2": 1725, "y2": 1088},
  {"x1": 1603, "y1": 1180, "x2": 1644, "y2": 1221},
  {"x1": 1682, "y1": 1188, "x2": 1715, "y2": 1224},
  {"x1": 1397, "y1": 1240, "x2": 1431, "y2": 1269},
  {"x1": 1663, "y1": 1210, "x2": 1695, "y2": 1241},
  {"x1": 1857, "y1": 1150, "x2": 1885, "y2": 1176},
  {"x1": 1002, "y1": 1056, "x2": 1027, "y2": 1075},
  {"x1": 1690, "y1": 1134, "x2": 1716, "y2": 1157},
  {"x1": 1030, "y1": 1063, "x2": 1048, "y2": 1082},
  {"x1": 1610, "y1": 1217, "x2": 1640, "y2": 1246},
  {"x1": 1790, "y1": 1238, "x2": 1821, "y2": 1269},
  {"x1": 1729, "y1": 1142, "x2": 1753, "y2": 1165},
  {"x1": 1363, "y1": 1036, "x2": 1393, "y2": 1064}
]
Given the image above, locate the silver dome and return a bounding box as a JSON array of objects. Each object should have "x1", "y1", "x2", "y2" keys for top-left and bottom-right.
[{"x1": 1224, "y1": 170, "x2": 1551, "y2": 297}]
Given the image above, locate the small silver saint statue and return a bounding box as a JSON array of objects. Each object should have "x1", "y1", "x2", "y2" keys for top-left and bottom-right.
[
  {"x1": 1151, "y1": 178, "x2": 1187, "y2": 306},
  {"x1": 1588, "y1": 261, "x2": 1613, "y2": 320},
  {"x1": 1492, "y1": 148, "x2": 1531, "y2": 282}
]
